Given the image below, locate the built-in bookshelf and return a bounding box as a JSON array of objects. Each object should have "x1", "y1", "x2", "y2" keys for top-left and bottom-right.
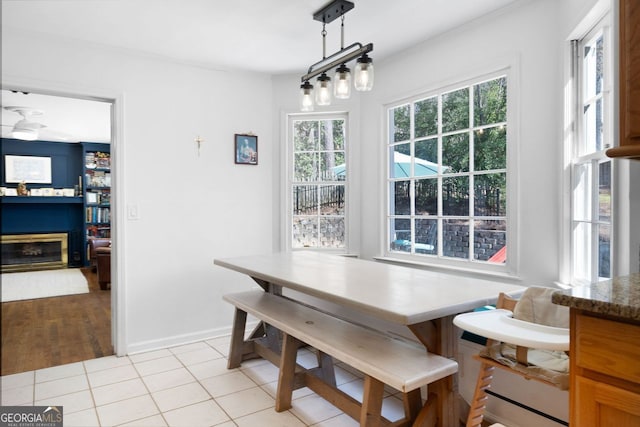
[{"x1": 83, "y1": 143, "x2": 111, "y2": 265}]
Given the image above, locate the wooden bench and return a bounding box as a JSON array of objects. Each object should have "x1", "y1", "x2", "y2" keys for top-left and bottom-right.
[{"x1": 224, "y1": 290, "x2": 458, "y2": 426}]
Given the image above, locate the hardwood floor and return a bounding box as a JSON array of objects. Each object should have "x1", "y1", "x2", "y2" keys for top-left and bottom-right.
[{"x1": 1, "y1": 267, "x2": 112, "y2": 376}]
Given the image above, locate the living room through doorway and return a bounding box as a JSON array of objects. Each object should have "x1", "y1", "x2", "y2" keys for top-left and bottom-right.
[{"x1": 0, "y1": 89, "x2": 115, "y2": 373}]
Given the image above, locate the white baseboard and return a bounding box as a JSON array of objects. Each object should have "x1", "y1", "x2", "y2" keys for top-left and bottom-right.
[{"x1": 125, "y1": 320, "x2": 260, "y2": 355}]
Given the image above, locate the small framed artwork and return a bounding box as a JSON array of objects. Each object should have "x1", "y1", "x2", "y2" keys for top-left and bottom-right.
[{"x1": 234, "y1": 134, "x2": 258, "y2": 165}]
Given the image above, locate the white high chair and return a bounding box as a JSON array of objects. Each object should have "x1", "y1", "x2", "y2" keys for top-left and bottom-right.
[{"x1": 453, "y1": 289, "x2": 570, "y2": 427}]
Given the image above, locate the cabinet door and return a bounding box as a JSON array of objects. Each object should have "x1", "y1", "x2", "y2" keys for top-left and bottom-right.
[
  {"x1": 574, "y1": 375, "x2": 640, "y2": 427},
  {"x1": 620, "y1": 0, "x2": 640, "y2": 145}
]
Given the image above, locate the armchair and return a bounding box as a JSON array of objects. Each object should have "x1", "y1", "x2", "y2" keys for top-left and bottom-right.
[
  {"x1": 96, "y1": 246, "x2": 111, "y2": 290},
  {"x1": 88, "y1": 237, "x2": 111, "y2": 272}
]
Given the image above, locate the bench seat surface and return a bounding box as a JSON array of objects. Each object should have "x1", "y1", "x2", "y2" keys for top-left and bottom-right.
[{"x1": 224, "y1": 290, "x2": 458, "y2": 392}]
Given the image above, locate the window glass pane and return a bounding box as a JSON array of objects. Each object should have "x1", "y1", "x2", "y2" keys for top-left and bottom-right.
[
  {"x1": 294, "y1": 152, "x2": 317, "y2": 181},
  {"x1": 415, "y1": 138, "x2": 438, "y2": 177},
  {"x1": 595, "y1": 98, "x2": 603, "y2": 151},
  {"x1": 443, "y1": 133, "x2": 469, "y2": 173},
  {"x1": 290, "y1": 115, "x2": 347, "y2": 252},
  {"x1": 292, "y1": 217, "x2": 317, "y2": 248},
  {"x1": 573, "y1": 162, "x2": 592, "y2": 221},
  {"x1": 415, "y1": 178, "x2": 437, "y2": 215},
  {"x1": 292, "y1": 185, "x2": 317, "y2": 215},
  {"x1": 584, "y1": 35, "x2": 604, "y2": 99},
  {"x1": 415, "y1": 97, "x2": 438, "y2": 138},
  {"x1": 321, "y1": 151, "x2": 345, "y2": 181},
  {"x1": 385, "y1": 73, "x2": 508, "y2": 267},
  {"x1": 319, "y1": 185, "x2": 344, "y2": 215},
  {"x1": 390, "y1": 105, "x2": 410, "y2": 142},
  {"x1": 294, "y1": 120, "x2": 319, "y2": 151},
  {"x1": 442, "y1": 176, "x2": 469, "y2": 216},
  {"x1": 584, "y1": 99, "x2": 604, "y2": 153},
  {"x1": 474, "y1": 173, "x2": 506, "y2": 216},
  {"x1": 572, "y1": 221, "x2": 591, "y2": 282},
  {"x1": 415, "y1": 219, "x2": 437, "y2": 255},
  {"x1": 443, "y1": 219, "x2": 469, "y2": 259},
  {"x1": 320, "y1": 217, "x2": 345, "y2": 248},
  {"x1": 475, "y1": 220, "x2": 506, "y2": 263},
  {"x1": 392, "y1": 181, "x2": 411, "y2": 215},
  {"x1": 595, "y1": 35, "x2": 604, "y2": 95},
  {"x1": 598, "y1": 161, "x2": 611, "y2": 222},
  {"x1": 319, "y1": 119, "x2": 345, "y2": 150},
  {"x1": 390, "y1": 218, "x2": 411, "y2": 252},
  {"x1": 442, "y1": 88, "x2": 469, "y2": 133},
  {"x1": 474, "y1": 126, "x2": 507, "y2": 171},
  {"x1": 390, "y1": 144, "x2": 411, "y2": 178},
  {"x1": 474, "y1": 77, "x2": 507, "y2": 126},
  {"x1": 598, "y1": 224, "x2": 611, "y2": 279}
]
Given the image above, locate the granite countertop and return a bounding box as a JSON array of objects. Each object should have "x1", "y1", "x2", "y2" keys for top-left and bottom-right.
[{"x1": 552, "y1": 273, "x2": 640, "y2": 321}]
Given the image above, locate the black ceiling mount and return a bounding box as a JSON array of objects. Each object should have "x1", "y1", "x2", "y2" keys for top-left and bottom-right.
[{"x1": 313, "y1": 0, "x2": 355, "y2": 23}]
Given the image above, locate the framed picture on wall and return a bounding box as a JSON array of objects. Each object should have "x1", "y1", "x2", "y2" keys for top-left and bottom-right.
[
  {"x1": 234, "y1": 134, "x2": 258, "y2": 165},
  {"x1": 4, "y1": 155, "x2": 52, "y2": 183}
]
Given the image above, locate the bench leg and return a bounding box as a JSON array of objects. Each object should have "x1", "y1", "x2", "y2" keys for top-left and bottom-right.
[
  {"x1": 403, "y1": 388, "x2": 423, "y2": 422},
  {"x1": 227, "y1": 308, "x2": 248, "y2": 369},
  {"x1": 413, "y1": 392, "x2": 439, "y2": 427},
  {"x1": 276, "y1": 333, "x2": 303, "y2": 412},
  {"x1": 316, "y1": 351, "x2": 336, "y2": 387},
  {"x1": 360, "y1": 375, "x2": 385, "y2": 427}
]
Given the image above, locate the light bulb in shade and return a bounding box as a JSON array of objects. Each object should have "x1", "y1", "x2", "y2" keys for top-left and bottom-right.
[
  {"x1": 333, "y1": 64, "x2": 351, "y2": 99},
  {"x1": 300, "y1": 81, "x2": 314, "y2": 111},
  {"x1": 315, "y1": 73, "x2": 332, "y2": 106},
  {"x1": 354, "y1": 54, "x2": 374, "y2": 91}
]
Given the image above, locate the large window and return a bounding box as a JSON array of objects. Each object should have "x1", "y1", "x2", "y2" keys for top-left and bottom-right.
[
  {"x1": 386, "y1": 74, "x2": 509, "y2": 267},
  {"x1": 288, "y1": 115, "x2": 347, "y2": 250},
  {"x1": 570, "y1": 19, "x2": 613, "y2": 284}
]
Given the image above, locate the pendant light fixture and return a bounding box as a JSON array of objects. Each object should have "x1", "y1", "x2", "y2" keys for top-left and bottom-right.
[
  {"x1": 300, "y1": 81, "x2": 314, "y2": 111},
  {"x1": 299, "y1": 0, "x2": 373, "y2": 111}
]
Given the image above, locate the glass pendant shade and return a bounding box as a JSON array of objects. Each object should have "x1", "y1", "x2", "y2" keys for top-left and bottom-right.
[
  {"x1": 354, "y1": 54, "x2": 374, "y2": 91},
  {"x1": 315, "y1": 73, "x2": 332, "y2": 106},
  {"x1": 334, "y1": 64, "x2": 351, "y2": 99},
  {"x1": 300, "y1": 81, "x2": 314, "y2": 111}
]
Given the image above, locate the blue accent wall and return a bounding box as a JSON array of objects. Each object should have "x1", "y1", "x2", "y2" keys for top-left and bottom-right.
[{"x1": 1, "y1": 138, "x2": 85, "y2": 266}]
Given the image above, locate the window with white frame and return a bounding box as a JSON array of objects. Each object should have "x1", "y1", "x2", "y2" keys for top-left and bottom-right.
[
  {"x1": 571, "y1": 16, "x2": 613, "y2": 284},
  {"x1": 386, "y1": 74, "x2": 509, "y2": 267},
  {"x1": 288, "y1": 114, "x2": 347, "y2": 250}
]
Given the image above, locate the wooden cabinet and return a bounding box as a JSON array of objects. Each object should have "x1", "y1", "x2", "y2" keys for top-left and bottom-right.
[
  {"x1": 607, "y1": 0, "x2": 640, "y2": 159},
  {"x1": 570, "y1": 310, "x2": 640, "y2": 426}
]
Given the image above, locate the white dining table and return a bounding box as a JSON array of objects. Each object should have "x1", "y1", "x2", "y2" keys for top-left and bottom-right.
[{"x1": 214, "y1": 251, "x2": 525, "y2": 426}]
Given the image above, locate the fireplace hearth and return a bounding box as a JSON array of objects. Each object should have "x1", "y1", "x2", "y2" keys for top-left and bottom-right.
[{"x1": 1, "y1": 233, "x2": 68, "y2": 272}]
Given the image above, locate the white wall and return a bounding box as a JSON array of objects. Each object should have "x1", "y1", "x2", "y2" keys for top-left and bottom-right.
[{"x1": 2, "y1": 30, "x2": 274, "y2": 354}]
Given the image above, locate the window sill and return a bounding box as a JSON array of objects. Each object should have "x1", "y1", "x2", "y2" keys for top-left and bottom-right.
[{"x1": 373, "y1": 255, "x2": 522, "y2": 283}]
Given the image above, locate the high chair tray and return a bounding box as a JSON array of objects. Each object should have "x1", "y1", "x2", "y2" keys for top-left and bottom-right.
[{"x1": 454, "y1": 309, "x2": 569, "y2": 350}]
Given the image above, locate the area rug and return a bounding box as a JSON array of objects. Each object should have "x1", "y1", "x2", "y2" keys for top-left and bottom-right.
[{"x1": 1, "y1": 269, "x2": 89, "y2": 302}]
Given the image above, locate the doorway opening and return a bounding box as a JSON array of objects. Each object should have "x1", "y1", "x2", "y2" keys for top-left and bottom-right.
[{"x1": 1, "y1": 88, "x2": 118, "y2": 374}]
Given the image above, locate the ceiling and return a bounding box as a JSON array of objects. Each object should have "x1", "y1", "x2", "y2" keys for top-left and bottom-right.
[{"x1": 1, "y1": 0, "x2": 520, "y2": 142}]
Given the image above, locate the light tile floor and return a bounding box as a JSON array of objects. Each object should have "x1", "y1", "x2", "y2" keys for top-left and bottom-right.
[{"x1": 0, "y1": 336, "x2": 407, "y2": 426}]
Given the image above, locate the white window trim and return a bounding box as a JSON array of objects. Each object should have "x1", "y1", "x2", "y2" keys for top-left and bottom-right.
[
  {"x1": 378, "y1": 64, "x2": 519, "y2": 279},
  {"x1": 284, "y1": 111, "x2": 351, "y2": 253},
  {"x1": 560, "y1": 0, "x2": 622, "y2": 285}
]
